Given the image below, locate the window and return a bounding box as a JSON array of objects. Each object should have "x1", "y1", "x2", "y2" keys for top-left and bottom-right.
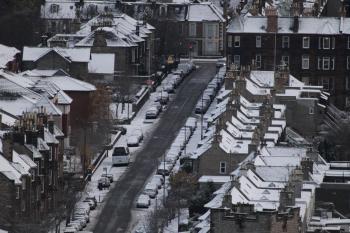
[
  {"x1": 282, "y1": 36, "x2": 289, "y2": 48},
  {"x1": 302, "y1": 37, "x2": 310, "y2": 48},
  {"x1": 346, "y1": 76, "x2": 350, "y2": 90},
  {"x1": 347, "y1": 56, "x2": 350, "y2": 70},
  {"x1": 309, "y1": 107, "x2": 314, "y2": 114},
  {"x1": 323, "y1": 57, "x2": 330, "y2": 70},
  {"x1": 220, "y1": 162, "x2": 227, "y2": 174},
  {"x1": 256, "y1": 36, "x2": 261, "y2": 48},
  {"x1": 302, "y1": 55, "x2": 309, "y2": 69},
  {"x1": 331, "y1": 57, "x2": 335, "y2": 70},
  {"x1": 16, "y1": 187, "x2": 20, "y2": 199},
  {"x1": 228, "y1": 35, "x2": 232, "y2": 48},
  {"x1": 256, "y1": 54, "x2": 262, "y2": 68},
  {"x1": 234, "y1": 55, "x2": 240, "y2": 66},
  {"x1": 332, "y1": 37, "x2": 335, "y2": 49},
  {"x1": 234, "y1": 36, "x2": 240, "y2": 47},
  {"x1": 189, "y1": 23, "x2": 196, "y2": 37},
  {"x1": 323, "y1": 37, "x2": 330, "y2": 49},
  {"x1": 346, "y1": 97, "x2": 350, "y2": 108},
  {"x1": 50, "y1": 4, "x2": 60, "y2": 13},
  {"x1": 31, "y1": 170, "x2": 35, "y2": 182},
  {"x1": 282, "y1": 55, "x2": 289, "y2": 66},
  {"x1": 319, "y1": 77, "x2": 334, "y2": 90}
]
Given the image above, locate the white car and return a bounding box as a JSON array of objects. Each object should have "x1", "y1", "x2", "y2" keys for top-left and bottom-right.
[
  {"x1": 63, "y1": 227, "x2": 77, "y2": 233},
  {"x1": 145, "y1": 106, "x2": 159, "y2": 119},
  {"x1": 151, "y1": 176, "x2": 162, "y2": 189},
  {"x1": 136, "y1": 194, "x2": 151, "y2": 208},
  {"x1": 127, "y1": 135, "x2": 140, "y2": 147},
  {"x1": 143, "y1": 182, "x2": 158, "y2": 198}
]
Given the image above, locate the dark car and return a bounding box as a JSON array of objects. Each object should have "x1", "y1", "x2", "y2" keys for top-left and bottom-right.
[
  {"x1": 98, "y1": 177, "x2": 110, "y2": 190},
  {"x1": 101, "y1": 173, "x2": 114, "y2": 183}
]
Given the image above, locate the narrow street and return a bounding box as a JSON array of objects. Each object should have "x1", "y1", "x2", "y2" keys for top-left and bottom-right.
[{"x1": 93, "y1": 63, "x2": 216, "y2": 233}]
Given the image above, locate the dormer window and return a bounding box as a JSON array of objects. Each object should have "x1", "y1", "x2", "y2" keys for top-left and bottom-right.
[{"x1": 50, "y1": 4, "x2": 60, "y2": 13}]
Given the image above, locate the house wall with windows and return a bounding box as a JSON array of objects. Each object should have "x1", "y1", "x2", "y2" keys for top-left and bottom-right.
[{"x1": 227, "y1": 16, "x2": 350, "y2": 109}]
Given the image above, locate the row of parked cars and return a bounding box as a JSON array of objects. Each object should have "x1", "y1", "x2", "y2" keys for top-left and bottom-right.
[
  {"x1": 154, "y1": 61, "x2": 195, "y2": 103},
  {"x1": 157, "y1": 117, "x2": 198, "y2": 176},
  {"x1": 137, "y1": 174, "x2": 165, "y2": 208},
  {"x1": 195, "y1": 67, "x2": 226, "y2": 114},
  {"x1": 136, "y1": 117, "x2": 198, "y2": 209},
  {"x1": 63, "y1": 197, "x2": 97, "y2": 233}
]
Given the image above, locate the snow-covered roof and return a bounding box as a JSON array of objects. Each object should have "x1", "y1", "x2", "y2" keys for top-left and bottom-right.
[
  {"x1": 26, "y1": 75, "x2": 96, "y2": 92},
  {"x1": 0, "y1": 153, "x2": 23, "y2": 185},
  {"x1": 198, "y1": 175, "x2": 231, "y2": 184},
  {"x1": 228, "y1": 16, "x2": 350, "y2": 35},
  {"x1": 0, "y1": 44, "x2": 20, "y2": 69},
  {"x1": 88, "y1": 53, "x2": 115, "y2": 74},
  {"x1": 186, "y1": 3, "x2": 225, "y2": 22},
  {"x1": 22, "y1": 47, "x2": 91, "y2": 63}
]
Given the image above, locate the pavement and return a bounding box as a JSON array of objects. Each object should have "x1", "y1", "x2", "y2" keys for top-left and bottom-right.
[{"x1": 93, "y1": 63, "x2": 217, "y2": 233}]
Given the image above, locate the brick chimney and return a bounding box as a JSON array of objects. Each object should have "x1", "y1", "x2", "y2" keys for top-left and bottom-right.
[
  {"x1": 93, "y1": 29, "x2": 107, "y2": 47},
  {"x1": 274, "y1": 64, "x2": 289, "y2": 93},
  {"x1": 301, "y1": 157, "x2": 313, "y2": 180},
  {"x1": 266, "y1": 6, "x2": 278, "y2": 33},
  {"x1": 279, "y1": 184, "x2": 295, "y2": 210},
  {"x1": 2, "y1": 133, "x2": 13, "y2": 162},
  {"x1": 48, "y1": 116, "x2": 55, "y2": 135},
  {"x1": 289, "y1": 167, "x2": 303, "y2": 198}
]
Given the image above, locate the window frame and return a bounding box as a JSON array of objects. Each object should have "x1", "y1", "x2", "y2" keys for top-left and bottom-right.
[
  {"x1": 309, "y1": 107, "x2": 315, "y2": 115},
  {"x1": 189, "y1": 23, "x2": 196, "y2": 37},
  {"x1": 323, "y1": 57, "x2": 330, "y2": 70},
  {"x1": 256, "y1": 35, "x2": 261, "y2": 48},
  {"x1": 282, "y1": 36, "x2": 290, "y2": 48},
  {"x1": 323, "y1": 37, "x2": 330, "y2": 49},
  {"x1": 233, "y1": 55, "x2": 240, "y2": 66},
  {"x1": 256, "y1": 54, "x2": 262, "y2": 68},
  {"x1": 282, "y1": 55, "x2": 289, "y2": 67},
  {"x1": 219, "y1": 161, "x2": 227, "y2": 174},
  {"x1": 302, "y1": 55, "x2": 310, "y2": 70},
  {"x1": 234, "y1": 36, "x2": 240, "y2": 47},
  {"x1": 302, "y1": 37, "x2": 310, "y2": 49},
  {"x1": 347, "y1": 56, "x2": 350, "y2": 70}
]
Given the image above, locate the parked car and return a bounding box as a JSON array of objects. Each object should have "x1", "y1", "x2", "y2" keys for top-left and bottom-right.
[
  {"x1": 151, "y1": 176, "x2": 162, "y2": 189},
  {"x1": 145, "y1": 106, "x2": 159, "y2": 119},
  {"x1": 195, "y1": 99, "x2": 210, "y2": 114},
  {"x1": 66, "y1": 222, "x2": 82, "y2": 231},
  {"x1": 133, "y1": 129, "x2": 144, "y2": 141},
  {"x1": 136, "y1": 194, "x2": 151, "y2": 208},
  {"x1": 127, "y1": 135, "x2": 140, "y2": 147},
  {"x1": 84, "y1": 196, "x2": 97, "y2": 206},
  {"x1": 162, "y1": 83, "x2": 175, "y2": 93},
  {"x1": 73, "y1": 212, "x2": 89, "y2": 223},
  {"x1": 101, "y1": 173, "x2": 114, "y2": 183},
  {"x1": 63, "y1": 227, "x2": 77, "y2": 233},
  {"x1": 153, "y1": 174, "x2": 164, "y2": 184},
  {"x1": 157, "y1": 162, "x2": 173, "y2": 176},
  {"x1": 98, "y1": 177, "x2": 110, "y2": 189},
  {"x1": 143, "y1": 182, "x2": 158, "y2": 198},
  {"x1": 82, "y1": 199, "x2": 96, "y2": 210}
]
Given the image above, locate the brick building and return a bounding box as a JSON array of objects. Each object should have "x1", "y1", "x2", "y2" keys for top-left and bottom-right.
[
  {"x1": 226, "y1": 8, "x2": 350, "y2": 109},
  {"x1": 120, "y1": 2, "x2": 225, "y2": 58},
  {"x1": 0, "y1": 110, "x2": 64, "y2": 232}
]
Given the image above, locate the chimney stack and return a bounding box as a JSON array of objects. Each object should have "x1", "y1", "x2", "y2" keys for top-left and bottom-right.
[
  {"x1": 48, "y1": 115, "x2": 55, "y2": 135},
  {"x1": 2, "y1": 133, "x2": 13, "y2": 162},
  {"x1": 266, "y1": 6, "x2": 278, "y2": 33},
  {"x1": 136, "y1": 24, "x2": 140, "y2": 36},
  {"x1": 301, "y1": 157, "x2": 313, "y2": 180}
]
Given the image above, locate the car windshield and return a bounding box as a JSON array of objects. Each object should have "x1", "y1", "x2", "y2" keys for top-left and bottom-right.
[{"x1": 113, "y1": 147, "x2": 127, "y2": 156}]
